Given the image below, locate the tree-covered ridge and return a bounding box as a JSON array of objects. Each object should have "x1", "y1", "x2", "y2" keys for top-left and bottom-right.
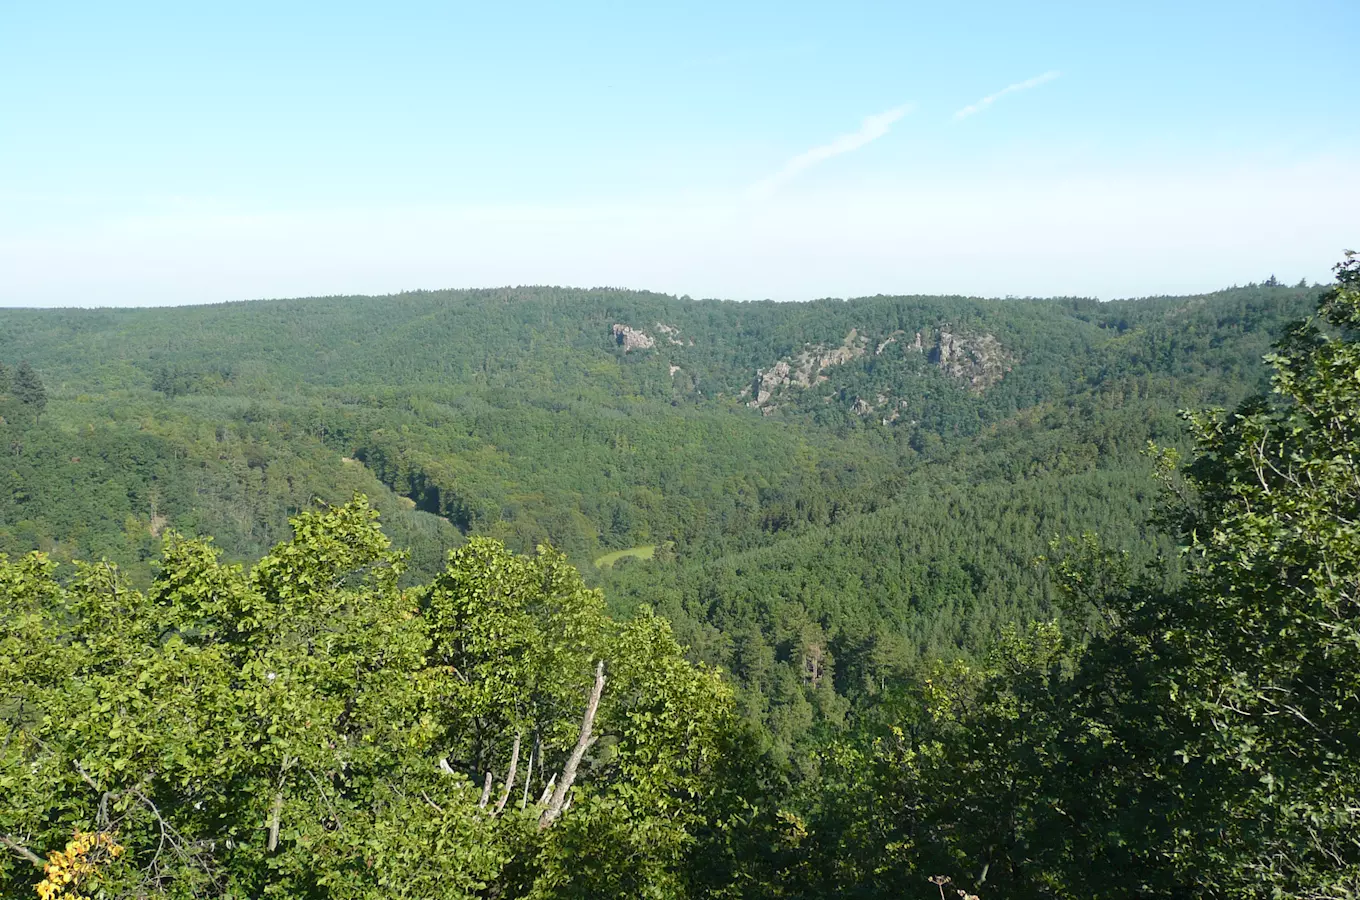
[
  {"x1": 2, "y1": 260, "x2": 1357, "y2": 897},
  {"x1": 0, "y1": 281, "x2": 1314, "y2": 567},
  {"x1": 2, "y1": 256, "x2": 1357, "y2": 897},
  {"x1": 764, "y1": 253, "x2": 1360, "y2": 899},
  {"x1": 0, "y1": 279, "x2": 1320, "y2": 757},
  {"x1": 0, "y1": 282, "x2": 1312, "y2": 405}
]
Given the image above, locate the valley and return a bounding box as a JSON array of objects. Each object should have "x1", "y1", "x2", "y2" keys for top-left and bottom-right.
[{"x1": 4, "y1": 269, "x2": 1356, "y2": 898}]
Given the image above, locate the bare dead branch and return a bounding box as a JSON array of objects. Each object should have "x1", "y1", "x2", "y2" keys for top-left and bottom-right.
[
  {"x1": 266, "y1": 792, "x2": 283, "y2": 852},
  {"x1": 267, "y1": 755, "x2": 292, "y2": 852},
  {"x1": 520, "y1": 738, "x2": 536, "y2": 809},
  {"x1": 306, "y1": 769, "x2": 344, "y2": 830},
  {"x1": 478, "y1": 770, "x2": 494, "y2": 809},
  {"x1": 537, "y1": 774, "x2": 556, "y2": 806},
  {"x1": 539, "y1": 660, "x2": 605, "y2": 829},
  {"x1": 74, "y1": 760, "x2": 102, "y2": 792},
  {"x1": 1, "y1": 834, "x2": 44, "y2": 868},
  {"x1": 494, "y1": 729, "x2": 523, "y2": 815}
]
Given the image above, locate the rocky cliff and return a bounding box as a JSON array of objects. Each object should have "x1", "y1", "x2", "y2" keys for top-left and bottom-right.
[
  {"x1": 930, "y1": 329, "x2": 1014, "y2": 393},
  {"x1": 744, "y1": 330, "x2": 869, "y2": 411},
  {"x1": 611, "y1": 324, "x2": 656, "y2": 352}
]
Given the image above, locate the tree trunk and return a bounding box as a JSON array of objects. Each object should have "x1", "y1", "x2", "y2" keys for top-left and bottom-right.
[
  {"x1": 267, "y1": 792, "x2": 284, "y2": 852},
  {"x1": 539, "y1": 660, "x2": 605, "y2": 829},
  {"x1": 520, "y1": 737, "x2": 537, "y2": 808},
  {"x1": 1, "y1": 834, "x2": 44, "y2": 868},
  {"x1": 267, "y1": 755, "x2": 292, "y2": 852},
  {"x1": 493, "y1": 729, "x2": 523, "y2": 814},
  {"x1": 478, "y1": 770, "x2": 494, "y2": 809}
]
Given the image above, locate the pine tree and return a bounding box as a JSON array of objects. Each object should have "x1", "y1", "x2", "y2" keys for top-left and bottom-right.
[{"x1": 12, "y1": 360, "x2": 47, "y2": 422}]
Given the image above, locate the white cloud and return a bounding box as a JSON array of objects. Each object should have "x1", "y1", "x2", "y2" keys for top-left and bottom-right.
[
  {"x1": 747, "y1": 104, "x2": 913, "y2": 198},
  {"x1": 954, "y1": 70, "x2": 1061, "y2": 120}
]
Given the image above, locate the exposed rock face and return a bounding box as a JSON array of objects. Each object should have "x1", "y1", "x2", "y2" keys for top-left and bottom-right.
[
  {"x1": 875, "y1": 331, "x2": 904, "y2": 355},
  {"x1": 747, "y1": 330, "x2": 868, "y2": 410},
  {"x1": 875, "y1": 330, "x2": 926, "y2": 356},
  {"x1": 612, "y1": 324, "x2": 655, "y2": 352},
  {"x1": 930, "y1": 329, "x2": 1014, "y2": 392},
  {"x1": 655, "y1": 323, "x2": 685, "y2": 345},
  {"x1": 743, "y1": 325, "x2": 1013, "y2": 413},
  {"x1": 750, "y1": 360, "x2": 791, "y2": 407}
]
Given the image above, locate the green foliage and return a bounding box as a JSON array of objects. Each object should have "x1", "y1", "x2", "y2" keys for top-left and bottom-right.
[
  {"x1": 0, "y1": 499, "x2": 748, "y2": 899},
  {"x1": 1152, "y1": 251, "x2": 1360, "y2": 894},
  {"x1": 11, "y1": 361, "x2": 45, "y2": 413},
  {"x1": 0, "y1": 267, "x2": 1348, "y2": 897},
  {"x1": 150, "y1": 363, "x2": 234, "y2": 398},
  {"x1": 765, "y1": 255, "x2": 1360, "y2": 898},
  {"x1": 421, "y1": 537, "x2": 607, "y2": 771}
]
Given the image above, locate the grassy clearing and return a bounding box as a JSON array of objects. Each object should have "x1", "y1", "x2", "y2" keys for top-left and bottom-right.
[{"x1": 594, "y1": 545, "x2": 656, "y2": 568}]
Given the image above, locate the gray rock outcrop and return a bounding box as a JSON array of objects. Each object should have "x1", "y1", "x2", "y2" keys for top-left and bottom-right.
[
  {"x1": 611, "y1": 324, "x2": 655, "y2": 352},
  {"x1": 930, "y1": 329, "x2": 1013, "y2": 392}
]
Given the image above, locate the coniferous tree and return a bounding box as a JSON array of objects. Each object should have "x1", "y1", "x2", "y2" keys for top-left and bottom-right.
[{"x1": 11, "y1": 361, "x2": 46, "y2": 422}]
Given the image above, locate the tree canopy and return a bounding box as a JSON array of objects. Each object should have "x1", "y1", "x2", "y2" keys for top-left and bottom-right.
[
  {"x1": 1, "y1": 499, "x2": 745, "y2": 899},
  {"x1": 752, "y1": 253, "x2": 1360, "y2": 898},
  {"x1": 2, "y1": 260, "x2": 1355, "y2": 897}
]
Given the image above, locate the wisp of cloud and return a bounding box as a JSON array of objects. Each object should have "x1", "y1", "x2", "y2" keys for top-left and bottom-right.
[
  {"x1": 748, "y1": 104, "x2": 914, "y2": 198},
  {"x1": 953, "y1": 70, "x2": 1061, "y2": 120}
]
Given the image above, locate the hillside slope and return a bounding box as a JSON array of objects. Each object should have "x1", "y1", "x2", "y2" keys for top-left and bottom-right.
[{"x1": 0, "y1": 281, "x2": 1318, "y2": 749}]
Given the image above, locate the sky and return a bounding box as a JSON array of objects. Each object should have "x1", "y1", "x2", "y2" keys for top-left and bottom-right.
[{"x1": 1, "y1": 0, "x2": 1356, "y2": 307}]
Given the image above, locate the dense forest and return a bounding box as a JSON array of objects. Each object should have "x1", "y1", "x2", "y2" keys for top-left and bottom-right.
[
  {"x1": 0, "y1": 273, "x2": 1318, "y2": 751},
  {"x1": 2, "y1": 258, "x2": 1356, "y2": 898}
]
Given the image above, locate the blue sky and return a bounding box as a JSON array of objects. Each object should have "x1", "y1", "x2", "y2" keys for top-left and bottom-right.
[{"x1": 1, "y1": 1, "x2": 1355, "y2": 306}]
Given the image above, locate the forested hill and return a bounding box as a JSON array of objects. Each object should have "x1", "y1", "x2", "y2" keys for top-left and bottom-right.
[
  {"x1": 0, "y1": 279, "x2": 1319, "y2": 752},
  {"x1": 1, "y1": 282, "x2": 1308, "y2": 408}
]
